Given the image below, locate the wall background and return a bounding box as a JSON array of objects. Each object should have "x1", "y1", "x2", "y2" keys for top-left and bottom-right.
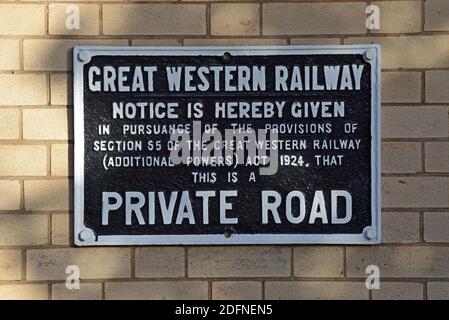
[{"x1": 0, "y1": 0, "x2": 448, "y2": 300}]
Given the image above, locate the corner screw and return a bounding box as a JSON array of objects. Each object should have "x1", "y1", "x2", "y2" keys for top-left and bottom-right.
[
  {"x1": 79, "y1": 228, "x2": 94, "y2": 242},
  {"x1": 78, "y1": 51, "x2": 91, "y2": 63},
  {"x1": 363, "y1": 226, "x2": 376, "y2": 240},
  {"x1": 363, "y1": 49, "x2": 376, "y2": 62}
]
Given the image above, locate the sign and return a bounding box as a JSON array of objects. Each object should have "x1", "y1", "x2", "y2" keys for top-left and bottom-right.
[{"x1": 73, "y1": 45, "x2": 381, "y2": 246}]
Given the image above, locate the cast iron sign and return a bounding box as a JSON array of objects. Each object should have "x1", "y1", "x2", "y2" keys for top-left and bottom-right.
[{"x1": 73, "y1": 45, "x2": 381, "y2": 246}]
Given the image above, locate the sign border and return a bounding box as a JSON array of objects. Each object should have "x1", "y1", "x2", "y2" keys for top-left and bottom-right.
[{"x1": 73, "y1": 45, "x2": 381, "y2": 246}]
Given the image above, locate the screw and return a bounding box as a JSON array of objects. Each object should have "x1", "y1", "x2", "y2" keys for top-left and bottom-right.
[
  {"x1": 363, "y1": 227, "x2": 376, "y2": 240},
  {"x1": 79, "y1": 228, "x2": 94, "y2": 241},
  {"x1": 363, "y1": 49, "x2": 376, "y2": 62},
  {"x1": 223, "y1": 52, "x2": 232, "y2": 62},
  {"x1": 78, "y1": 51, "x2": 91, "y2": 63}
]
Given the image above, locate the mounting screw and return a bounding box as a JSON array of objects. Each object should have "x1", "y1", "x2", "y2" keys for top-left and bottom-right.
[
  {"x1": 78, "y1": 228, "x2": 94, "y2": 242},
  {"x1": 363, "y1": 226, "x2": 376, "y2": 240},
  {"x1": 78, "y1": 51, "x2": 91, "y2": 63},
  {"x1": 363, "y1": 49, "x2": 376, "y2": 62}
]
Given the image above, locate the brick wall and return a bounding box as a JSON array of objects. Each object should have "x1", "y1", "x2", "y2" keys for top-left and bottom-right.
[{"x1": 0, "y1": 0, "x2": 448, "y2": 300}]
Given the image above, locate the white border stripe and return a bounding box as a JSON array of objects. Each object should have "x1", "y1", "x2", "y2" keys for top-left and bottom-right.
[{"x1": 73, "y1": 45, "x2": 381, "y2": 246}]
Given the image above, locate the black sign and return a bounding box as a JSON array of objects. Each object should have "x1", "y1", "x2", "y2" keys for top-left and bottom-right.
[{"x1": 73, "y1": 46, "x2": 381, "y2": 245}]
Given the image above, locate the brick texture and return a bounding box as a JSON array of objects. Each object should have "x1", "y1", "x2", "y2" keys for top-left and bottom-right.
[
  {"x1": 263, "y1": 3, "x2": 366, "y2": 35},
  {"x1": 0, "y1": 40, "x2": 20, "y2": 70},
  {"x1": 347, "y1": 247, "x2": 449, "y2": 278},
  {"x1": 0, "y1": 145, "x2": 47, "y2": 176},
  {"x1": 52, "y1": 283, "x2": 102, "y2": 300},
  {"x1": 265, "y1": 281, "x2": 368, "y2": 300},
  {"x1": 0, "y1": 284, "x2": 48, "y2": 300},
  {"x1": 0, "y1": 180, "x2": 21, "y2": 210},
  {"x1": 425, "y1": 0, "x2": 449, "y2": 31},
  {"x1": 294, "y1": 247, "x2": 344, "y2": 277},
  {"x1": 0, "y1": 250, "x2": 22, "y2": 280},
  {"x1": 372, "y1": 1, "x2": 421, "y2": 34},
  {"x1": 135, "y1": 247, "x2": 185, "y2": 278},
  {"x1": 0, "y1": 109, "x2": 20, "y2": 139},
  {"x1": 212, "y1": 281, "x2": 262, "y2": 300},
  {"x1": 103, "y1": 5, "x2": 206, "y2": 35},
  {"x1": 382, "y1": 212, "x2": 420, "y2": 244},
  {"x1": 372, "y1": 282, "x2": 423, "y2": 300},
  {"x1": 105, "y1": 281, "x2": 208, "y2": 300},
  {"x1": 0, "y1": 214, "x2": 48, "y2": 246},
  {"x1": 23, "y1": 109, "x2": 71, "y2": 140},
  {"x1": 427, "y1": 282, "x2": 449, "y2": 300},
  {"x1": 0, "y1": 74, "x2": 47, "y2": 105},
  {"x1": 382, "y1": 72, "x2": 421, "y2": 103},
  {"x1": 424, "y1": 212, "x2": 449, "y2": 242},
  {"x1": 27, "y1": 248, "x2": 131, "y2": 280},
  {"x1": 0, "y1": 4, "x2": 45, "y2": 36},
  {"x1": 188, "y1": 247, "x2": 290, "y2": 278},
  {"x1": 0, "y1": 0, "x2": 448, "y2": 301},
  {"x1": 211, "y1": 4, "x2": 260, "y2": 36},
  {"x1": 381, "y1": 142, "x2": 421, "y2": 174}
]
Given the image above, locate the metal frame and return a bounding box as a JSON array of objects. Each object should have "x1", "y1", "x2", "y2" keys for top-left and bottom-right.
[{"x1": 73, "y1": 45, "x2": 381, "y2": 246}]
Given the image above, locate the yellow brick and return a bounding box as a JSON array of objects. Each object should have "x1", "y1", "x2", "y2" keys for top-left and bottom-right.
[
  {"x1": 52, "y1": 283, "x2": 102, "y2": 300},
  {"x1": 23, "y1": 109, "x2": 71, "y2": 140},
  {"x1": 0, "y1": 180, "x2": 21, "y2": 210},
  {"x1": 0, "y1": 74, "x2": 47, "y2": 106},
  {"x1": 27, "y1": 248, "x2": 131, "y2": 280},
  {"x1": 381, "y1": 142, "x2": 421, "y2": 174},
  {"x1": 0, "y1": 40, "x2": 20, "y2": 70},
  {"x1": 265, "y1": 281, "x2": 368, "y2": 300},
  {"x1": 0, "y1": 109, "x2": 20, "y2": 139},
  {"x1": 428, "y1": 282, "x2": 449, "y2": 300},
  {"x1": 211, "y1": 4, "x2": 260, "y2": 36},
  {"x1": 425, "y1": 0, "x2": 449, "y2": 31},
  {"x1": 51, "y1": 144, "x2": 72, "y2": 176},
  {"x1": 51, "y1": 74, "x2": 73, "y2": 106},
  {"x1": 382, "y1": 212, "x2": 420, "y2": 243},
  {"x1": 263, "y1": 3, "x2": 366, "y2": 35},
  {"x1": 188, "y1": 247, "x2": 290, "y2": 277},
  {"x1": 0, "y1": 250, "x2": 22, "y2": 280},
  {"x1": 0, "y1": 214, "x2": 48, "y2": 246},
  {"x1": 51, "y1": 213, "x2": 70, "y2": 245},
  {"x1": 24, "y1": 180, "x2": 70, "y2": 211},
  {"x1": 0, "y1": 284, "x2": 48, "y2": 300},
  {"x1": 103, "y1": 4, "x2": 206, "y2": 35},
  {"x1": 212, "y1": 281, "x2": 262, "y2": 300},
  {"x1": 0, "y1": 145, "x2": 47, "y2": 176},
  {"x1": 424, "y1": 212, "x2": 449, "y2": 242},
  {"x1": 0, "y1": 4, "x2": 45, "y2": 35},
  {"x1": 105, "y1": 281, "x2": 208, "y2": 300},
  {"x1": 425, "y1": 142, "x2": 449, "y2": 172},
  {"x1": 294, "y1": 247, "x2": 344, "y2": 277},
  {"x1": 382, "y1": 72, "x2": 421, "y2": 103},
  {"x1": 372, "y1": 282, "x2": 423, "y2": 300},
  {"x1": 426, "y1": 70, "x2": 449, "y2": 103},
  {"x1": 23, "y1": 39, "x2": 128, "y2": 71},
  {"x1": 344, "y1": 36, "x2": 449, "y2": 69},
  {"x1": 135, "y1": 247, "x2": 185, "y2": 278},
  {"x1": 382, "y1": 177, "x2": 449, "y2": 208},
  {"x1": 290, "y1": 38, "x2": 341, "y2": 45},
  {"x1": 49, "y1": 4, "x2": 99, "y2": 35},
  {"x1": 347, "y1": 247, "x2": 449, "y2": 278},
  {"x1": 132, "y1": 39, "x2": 182, "y2": 46},
  {"x1": 372, "y1": 1, "x2": 421, "y2": 34},
  {"x1": 183, "y1": 38, "x2": 287, "y2": 45},
  {"x1": 382, "y1": 106, "x2": 449, "y2": 138}
]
